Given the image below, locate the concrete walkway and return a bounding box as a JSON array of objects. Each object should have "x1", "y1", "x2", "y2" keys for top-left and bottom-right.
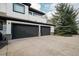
[{"x1": 0, "y1": 35, "x2": 79, "y2": 56}]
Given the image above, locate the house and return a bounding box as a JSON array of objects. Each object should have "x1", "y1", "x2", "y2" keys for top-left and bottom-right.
[{"x1": 0, "y1": 3, "x2": 54, "y2": 39}]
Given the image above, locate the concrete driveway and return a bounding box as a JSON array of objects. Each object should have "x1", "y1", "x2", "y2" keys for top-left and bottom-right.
[{"x1": 0, "y1": 35, "x2": 79, "y2": 56}]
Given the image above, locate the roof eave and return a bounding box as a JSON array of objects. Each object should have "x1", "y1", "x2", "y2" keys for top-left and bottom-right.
[
  {"x1": 22, "y1": 3, "x2": 31, "y2": 7},
  {"x1": 29, "y1": 7, "x2": 45, "y2": 15},
  {"x1": 0, "y1": 15, "x2": 55, "y2": 26}
]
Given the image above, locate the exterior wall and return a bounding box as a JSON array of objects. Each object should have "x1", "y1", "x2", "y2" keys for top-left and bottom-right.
[
  {"x1": 0, "y1": 20, "x2": 54, "y2": 35},
  {"x1": 6, "y1": 20, "x2": 51, "y2": 34},
  {"x1": 77, "y1": 23, "x2": 79, "y2": 34},
  {"x1": 0, "y1": 3, "x2": 54, "y2": 39},
  {"x1": 0, "y1": 19, "x2": 54, "y2": 39},
  {"x1": 0, "y1": 20, "x2": 6, "y2": 35},
  {"x1": 5, "y1": 20, "x2": 52, "y2": 39},
  {"x1": 28, "y1": 14, "x2": 47, "y2": 23},
  {"x1": 50, "y1": 26, "x2": 54, "y2": 34},
  {"x1": 0, "y1": 3, "x2": 7, "y2": 13},
  {"x1": 6, "y1": 20, "x2": 11, "y2": 34},
  {"x1": 0, "y1": 3, "x2": 47, "y2": 23},
  {"x1": 6, "y1": 3, "x2": 29, "y2": 20}
]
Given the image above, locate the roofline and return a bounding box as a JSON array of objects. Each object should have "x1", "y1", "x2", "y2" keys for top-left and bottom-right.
[
  {"x1": 22, "y1": 3, "x2": 31, "y2": 6},
  {"x1": 29, "y1": 7, "x2": 45, "y2": 15},
  {"x1": 22, "y1": 3, "x2": 45, "y2": 15},
  {"x1": 0, "y1": 16, "x2": 55, "y2": 26}
]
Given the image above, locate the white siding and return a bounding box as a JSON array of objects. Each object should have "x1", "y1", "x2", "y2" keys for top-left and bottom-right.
[
  {"x1": 28, "y1": 14, "x2": 47, "y2": 23},
  {"x1": 6, "y1": 20, "x2": 11, "y2": 34},
  {"x1": 0, "y1": 3, "x2": 7, "y2": 13},
  {"x1": 51, "y1": 26, "x2": 54, "y2": 33},
  {"x1": 0, "y1": 3, "x2": 47, "y2": 23},
  {"x1": 6, "y1": 3, "x2": 29, "y2": 20}
]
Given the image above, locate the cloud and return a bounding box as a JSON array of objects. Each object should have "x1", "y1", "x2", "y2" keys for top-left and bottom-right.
[
  {"x1": 45, "y1": 3, "x2": 57, "y2": 19},
  {"x1": 71, "y1": 3, "x2": 79, "y2": 9},
  {"x1": 31, "y1": 3, "x2": 41, "y2": 11}
]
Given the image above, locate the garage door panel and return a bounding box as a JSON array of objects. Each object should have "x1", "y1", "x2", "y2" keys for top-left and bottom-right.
[
  {"x1": 41, "y1": 26, "x2": 50, "y2": 36},
  {"x1": 12, "y1": 23, "x2": 39, "y2": 39}
]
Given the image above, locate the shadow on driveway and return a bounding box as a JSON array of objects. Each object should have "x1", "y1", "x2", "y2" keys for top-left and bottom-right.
[{"x1": 0, "y1": 41, "x2": 8, "y2": 49}]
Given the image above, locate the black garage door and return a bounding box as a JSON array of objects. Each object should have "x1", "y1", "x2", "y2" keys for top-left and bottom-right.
[
  {"x1": 41, "y1": 26, "x2": 50, "y2": 36},
  {"x1": 11, "y1": 23, "x2": 39, "y2": 39}
]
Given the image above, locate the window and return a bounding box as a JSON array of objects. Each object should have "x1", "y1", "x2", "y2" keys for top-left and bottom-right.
[
  {"x1": 29, "y1": 11, "x2": 33, "y2": 15},
  {"x1": 13, "y1": 3, "x2": 25, "y2": 14},
  {"x1": 33, "y1": 12, "x2": 41, "y2": 16},
  {"x1": 29, "y1": 11, "x2": 42, "y2": 17},
  {"x1": 0, "y1": 21, "x2": 3, "y2": 30}
]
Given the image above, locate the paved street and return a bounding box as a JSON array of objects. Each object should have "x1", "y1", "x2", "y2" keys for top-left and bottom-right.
[{"x1": 0, "y1": 35, "x2": 79, "y2": 56}]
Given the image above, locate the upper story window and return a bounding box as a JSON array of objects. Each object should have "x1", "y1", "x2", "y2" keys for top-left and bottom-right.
[
  {"x1": 13, "y1": 3, "x2": 25, "y2": 14},
  {"x1": 29, "y1": 11, "x2": 42, "y2": 16},
  {"x1": 0, "y1": 21, "x2": 3, "y2": 30},
  {"x1": 29, "y1": 11, "x2": 33, "y2": 15},
  {"x1": 33, "y1": 12, "x2": 42, "y2": 16}
]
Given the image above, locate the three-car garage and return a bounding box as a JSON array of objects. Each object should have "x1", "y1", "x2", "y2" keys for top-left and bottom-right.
[
  {"x1": 11, "y1": 23, "x2": 51, "y2": 39},
  {"x1": 0, "y1": 15, "x2": 54, "y2": 40}
]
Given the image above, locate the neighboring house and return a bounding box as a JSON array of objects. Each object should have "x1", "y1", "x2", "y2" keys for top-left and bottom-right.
[{"x1": 0, "y1": 3, "x2": 54, "y2": 39}]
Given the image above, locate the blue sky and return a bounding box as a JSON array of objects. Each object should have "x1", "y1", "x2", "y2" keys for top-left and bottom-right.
[{"x1": 40, "y1": 3, "x2": 54, "y2": 13}]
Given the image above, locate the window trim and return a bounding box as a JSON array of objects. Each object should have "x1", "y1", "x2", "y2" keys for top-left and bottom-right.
[
  {"x1": 0, "y1": 21, "x2": 3, "y2": 30},
  {"x1": 13, "y1": 3, "x2": 25, "y2": 14},
  {"x1": 29, "y1": 11, "x2": 42, "y2": 16},
  {"x1": 29, "y1": 11, "x2": 33, "y2": 15}
]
